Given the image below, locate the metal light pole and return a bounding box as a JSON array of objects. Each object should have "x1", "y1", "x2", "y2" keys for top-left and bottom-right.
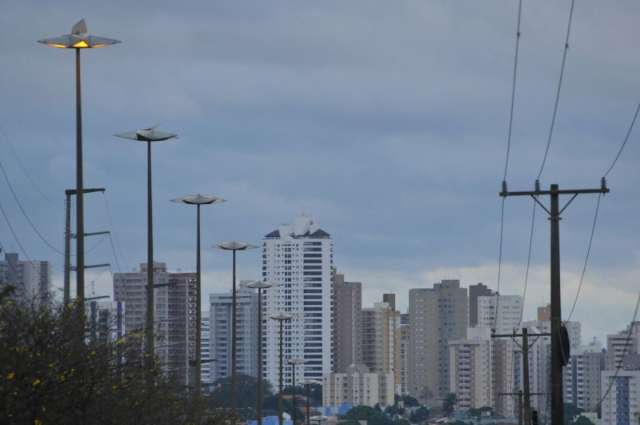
[
  {"x1": 216, "y1": 241, "x2": 257, "y2": 415},
  {"x1": 172, "y1": 195, "x2": 225, "y2": 396},
  {"x1": 271, "y1": 313, "x2": 292, "y2": 425},
  {"x1": 289, "y1": 358, "x2": 305, "y2": 425},
  {"x1": 39, "y1": 19, "x2": 120, "y2": 321},
  {"x1": 115, "y1": 127, "x2": 177, "y2": 376},
  {"x1": 303, "y1": 380, "x2": 317, "y2": 425},
  {"x1": 246, "y1": 281, "x2": 273, "y2": 425}
]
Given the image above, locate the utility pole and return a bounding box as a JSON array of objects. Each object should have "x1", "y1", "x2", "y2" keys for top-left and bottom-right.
[
  {"x1": 494, "y1": 329, "x2": 550, "y2": 425},
  {"x1": 499, "y1": 391, "x2": 524, "y2": 425},
  {"x1": 500, "y1": 179, "x2": 609, "y2": 425},
  {"x1": 64, "y1": 188, "x2": 106, "y2": 306}
]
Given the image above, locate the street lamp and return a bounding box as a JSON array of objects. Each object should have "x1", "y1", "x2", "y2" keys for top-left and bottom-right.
[
  {"x1": 115, "y1": 127, "x2": 177, "y2": 374},
  {"x1": 172, "y1": 194, "x2": 225, "y2": 396},
  {"x1": 216, "y1": 241, "x2": 257, "y2": 415},
  {"x1": 302, "y1": 380, "x2": 320, "y2": 425},
  {"x1": 38, "y1": 19, "x2": 120, "y2": 321},
  {"x1": 246, "y1": 280, "x2": 273, "y2": 425},
  {"x1": 289, "y1": 358, "x2": 305, "y2": 425},
  {"x1": 271, "y1": 313, "x2": 292, "y2": 425}
]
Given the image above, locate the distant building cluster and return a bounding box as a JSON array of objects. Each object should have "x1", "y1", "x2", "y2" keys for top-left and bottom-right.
[{"x1": 8, "y1": 214, "x2": 640, "y2": 425}]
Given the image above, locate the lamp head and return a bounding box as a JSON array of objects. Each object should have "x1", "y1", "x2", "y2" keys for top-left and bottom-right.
[
  {"x1": 216, "y1": 241, "x2": 257, "y2": 251},
  {"x1": 172, "y1": 194, "x2": 226, "y2": 206},
  {"x1": 38, "y1": 19, "x2": 120, "y2": 49},
  {"x1": 246, "y1": 281, "x2": 273, "y2": 290},
  {"x1": 115, "y1": 126, "x2": 178, "y2": 142}
]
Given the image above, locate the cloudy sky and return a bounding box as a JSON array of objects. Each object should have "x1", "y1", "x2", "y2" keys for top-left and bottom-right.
[{"x1": 0, "y1": 0, "x2": 638, "y2": 341}]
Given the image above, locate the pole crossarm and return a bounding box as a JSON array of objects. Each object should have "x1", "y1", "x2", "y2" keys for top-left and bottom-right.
[
  {"x1": 65, "y1": 187, "x2": 106, "y2": 196},
  {"x1": 72, "y1": 230, "x2": 110, "y2": 238},
  {"x1": 72, "y1": 263, "x2": 110, "y2": 271}
]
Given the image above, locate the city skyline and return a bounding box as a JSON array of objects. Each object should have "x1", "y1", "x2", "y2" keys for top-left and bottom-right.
[{"x1": 0, "y1": 0, "x2": 638, "y2": 345}]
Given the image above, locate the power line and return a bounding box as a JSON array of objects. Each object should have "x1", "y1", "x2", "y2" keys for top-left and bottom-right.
[
  {"x1": 593, "y1": 293, "x2": 640, "y2": 411},
  {"x1": 0, "y1": 196, "x2": 31, "y2": 261},
  {"x1": 565, "y1": 193, "x2": 601, "y2": 322},
  {"x1": 496, "y1": 0, "x2": 524, "y2": 331},
  {"x1": 503, "y1": 0, "x2": 523, "y2": 181},
  {"x1": 518, "y1": 201, "x2": 537, "y2": 327},
  {"x1": 0, "y1": 125, "x2": 59, "y2": 206},
  {"x1": 604, "y1": 103, "x2": 640, "y2": 178},
  {"x1": 102, "y1": 192, "x2": 124, "y2": 273},
  {"x1": 0, "y1": 153, "x2": 64, "y2": 256},
  {"x1": 536, "y1": 0, "x2": 576, "y2": 180}
]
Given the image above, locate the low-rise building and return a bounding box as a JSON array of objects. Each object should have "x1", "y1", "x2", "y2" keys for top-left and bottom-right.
[{"x1": 323, "y1": 364, "x2": 395, "y2": 408}]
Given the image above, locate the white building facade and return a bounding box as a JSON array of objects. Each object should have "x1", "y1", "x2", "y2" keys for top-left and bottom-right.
[
  {"x1": 323, "y1": 364, "x2": 395, "y2": 408},
  {"x1": 0, "y1": 252, "x2": 51, "y2": 304},
  {"x1": 263, "y1": 216, "x2": 333, "y2": 388},
  {"x1": 601, "y1": 370, "x2": 640, "y2": 425},
  {"x1": 448, "y1": 327, "x2": 494, "y2": 410},
  {"x1": 477, "y1": 294, "x2": 523, "y2": 334}
]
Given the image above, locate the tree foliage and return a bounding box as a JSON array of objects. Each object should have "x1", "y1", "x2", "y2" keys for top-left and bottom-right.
[{"x1": 0, "y1": 291, "x2": 231, "y2": 425}]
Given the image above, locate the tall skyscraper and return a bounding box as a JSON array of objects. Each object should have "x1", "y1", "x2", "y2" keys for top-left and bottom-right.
[
  {"x1": 201, "y1": 315, "x2": 213, "y2": 386},
  {"x1": 601, "y1": 370, "x2": 640, "y2": 425},
  {"x1": 408, "y1": 280, "x2": 468, "y2": 400},
  {"x1": 399, "y1": 313, "x2": 410, "y2": 395},
  {"x1": 209, "y1": 282, "x2": 259, "y2": 381},
  {"x1": 361, "y1": 300, "x2": 401, "y2": 387},
  {"x1": 477, "y1": 294, "x2": 523, "y2": 334},
  {"x1": 448, "y1": 327, "x2": 493, "y2": 410},
  {"x1": 333, "y1": 272, "x2": 362, "y2": 373},
  {"x1": 0, "y1": 252, "x2": 51, "y2": 304},
  {"x1": 563, "y1": 339, "x2": 605, "y2": 412},
  {"x1": 606, "y1": 322, "x2": 640, "y2": 370},
  {"x1": 469, "y1": 283, "x2": 494, "y2": 327},
  {"x1": 263, "y1": 215, "x2": 333, "y2": 388},
  {"x1": 113, "y1": 263, "x2": 197, "y2": 386}
]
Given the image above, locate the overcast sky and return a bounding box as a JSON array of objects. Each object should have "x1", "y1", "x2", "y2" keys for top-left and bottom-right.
[{"x1": 0, "y1": 0, "x2": 638, "y2": 342}]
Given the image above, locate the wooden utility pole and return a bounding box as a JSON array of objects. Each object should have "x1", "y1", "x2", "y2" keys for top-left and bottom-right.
[
  {"x1": 500, "y1": 179, "x2": 609, "y2": 425},
  {"x1": 494, "y1": 329, "x2": 550, "y2": 425}
]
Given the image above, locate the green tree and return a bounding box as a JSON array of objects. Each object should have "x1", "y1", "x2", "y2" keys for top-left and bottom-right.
[
  {"x1": 410, "y1": 406, "x2": 430, "y2": 424},
  {"x1": 443, "y1": 393, "x2": 457, "y2": 415},
  {"x1": 0, "y1": 291, "x2": 231, "y2": 425},
  {"x1": 572, "y1": 416, "x2": 595, "y2": 425},
  {"x1": 342, "y1": 405, "x2": 393, "y2": 425},
  {"x1": 401, "y1": 395, "x2": 419, "y2": 407},
  {"x1": 208, "y1": 374, "x2": 274, "y2": 419}
]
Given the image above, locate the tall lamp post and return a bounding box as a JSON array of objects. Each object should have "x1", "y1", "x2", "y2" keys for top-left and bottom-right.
[
  {"x1": 271, "y1": 313, "x2": 292, "y2": 425},
  {"x1": 115, "y1": 127, "x2": 177, "y2": 375},
  {"x1": 216, "y1": 241, "x2": 257, "y2": 415},
  {"x1": 39, "y1": 19, "x2": 120, "y2": 321},
  {"x1": 302, "y1": 380, "x2": 319, "y2": 425},
  {"x1": 172, "y1": 194, "x2": 225, "y2": 396},
  {"x1": 289, "y1": 358, "x2": 305, "y2": 425},
  {"x1": 246, "y1": 281, "x2": 273, "y2": 425}
]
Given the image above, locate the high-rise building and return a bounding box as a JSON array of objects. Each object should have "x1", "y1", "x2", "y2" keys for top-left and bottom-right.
[
  {"x1": 87, "y1": 300, "x2": 125, "y2": 344},
  {"x1": 469, "y1": 283, "x2": 494, "y2": 327},
  {"x1": 209, "y1": 283, "x2": 259, "y2": 381},
  {"x1": 477, "y1": 294, "x2": 522, "y2": 334},
  {"x1": 399, "y1": 313, "x2": 410, "y2": 395},
  {"x1": 113, "y1": 263, "x2": 197, "y2": 386},
  {"x1": 606, "y1": 322, "x2": 640, "y2": 370},
  {"x1": 361, "y1": 300, "x2": 401, "y2": 388},
  {"x1": 0, "y1": 252, "x2": 51, "y2": 304},
  {"x1": 263, "y1": 216, "x2": 333, "y2": 388},
  {"x1": 323, "y1": 364, "x2": 395, "y2": 408},
  {"x1": 333, "y1": 272, "x2": 362, "y2": 373},
  {"x1": 448, "y1": 327, "x2": 494, "y2": 410},
  {"x1": 563, "y1": 340, "x2": 605, "y2": 412},
  {"x1": 408, "y1": 280, "x2": 468, "y2": 400},
  {"x1": 201, "y1": 315, "x2": 213, "y2": 386},
  {"x1": 601, "y1": 370, "x2": 640, "y2": 425}
]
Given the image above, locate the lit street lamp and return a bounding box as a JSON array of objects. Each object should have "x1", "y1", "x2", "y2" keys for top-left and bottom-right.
[
  {"x1": 216, "y1": 241, "x2": 257, "y2": 415},
  {"x1": 289, "y1": 358, "x2": 305, "y2": 425},
  {"x1": 115, "y1": 127, "x2": 177, "y2": 374},
  {"x1": 172, "y1": 194, "x2": 225, "y2": 395},
  {"x1": 246, "y1": 280, "x2": 273, "y2": 425},
  {"x1": 38, "y1": 19, "x2": 120, "y2": 321},
  {"x1": 271, "y1": 313, "x2": 292, "y2": 425}
]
